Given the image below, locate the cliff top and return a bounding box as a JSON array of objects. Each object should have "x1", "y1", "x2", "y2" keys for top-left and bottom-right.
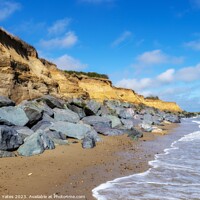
[{"x1": 0, "y1": 27, "x2": 38, "y2": 59}]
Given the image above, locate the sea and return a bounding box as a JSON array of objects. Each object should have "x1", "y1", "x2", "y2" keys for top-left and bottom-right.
[{"x1": 92, "y1": 117, "x2": 200, "y2": 200}]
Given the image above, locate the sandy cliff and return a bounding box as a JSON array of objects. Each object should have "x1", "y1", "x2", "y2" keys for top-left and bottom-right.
[
  {"x1": 77, "y1": 76, "x2": 181, "y2": 112},
  {"x1": 0, "y1": 28, "x2": 182, "y2": 112}
]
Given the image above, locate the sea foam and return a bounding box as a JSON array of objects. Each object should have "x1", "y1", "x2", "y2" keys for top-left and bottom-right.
[{"x1": 92, "y1": 118, "x2": 200, "y2": 200}]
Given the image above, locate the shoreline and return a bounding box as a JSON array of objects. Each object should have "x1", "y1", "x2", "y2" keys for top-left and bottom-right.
[{"x1": 0, "y1": 123, "x2": 180, "y2": 200}]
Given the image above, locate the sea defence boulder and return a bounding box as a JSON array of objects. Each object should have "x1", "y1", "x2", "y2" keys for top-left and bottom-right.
[
  {"x1": 121, "y1": 118, "x2": 141, "y2": 130},
  {"x1": 0, "y1": 150, "x2": 15, "y2": 158},
  {"x1": 140, "y1": 123, "x2": 153, "y2": 132},
  {"x1": 0, "y1": 94, "x2": 183, "y2": 158},
  {"x1": 103, "y1": 115, "x2": 122, "y2": 128},
  {"x1": 45, "y1": 130, "x2": 66, "y2": 140},
  {"x1": 34, "y1": 101, "x2": 54, "y2": 117},
  {"x1": 0, "y1": 107, "x2": 29, "y2": 126},
  {"x1": 143, "y1": 113, "x2": 154, "y2": 125},
  {"x1": 36, "y1": 95, "x2": 64, "y2": 109},
  {"x1": 0, "y1": 118, "x2": 15, "y2": 126},
  {"x1": 17, "y1": 131, "x2": 55, "y2": 156},
  {"x1": 31, "y1": 120, "x2": 52, "y2": 132},
  {"x1": 82, "y1": 116, "x2": 112, "y2": 128},
  {"x1": 0, "y1": 126, "x2": 23, "y2": 150},
  {"x1": 53, "y1": 108, "x2": 80, "y2": 123},
  {"x1": 14, "y1": 126, "x2": 34, "y2": 140},
  {"x1": 127, "y1": 128, "x2": 143, "y2": 140},
  {"x1": 164, "y1": 114, "x2": 181, "y2": 123},
  {"x1": 0, "y1": 96, "x2": 15, "y2": 107},
  {"x1": 84, "y1": 100, "x2": 101, "y2": 115},
  {"x1": 118, "y1": 108, "x2": 135, "y2": 119},
  {"x1": 94, "y1": 127, "x2": 125, "y2": 136},
  {"x1": 82, "y1": 134, "x2": 96, "y2": 149},
  {"x1": 18, "y1": 102, "x2": 43, "y2": 126},
  {"x1": 67, "y1": 104, "x2": 86, "y2": 119},
  {"x1": 49, "y1": 121, "x2": 95, "y2": 140}
]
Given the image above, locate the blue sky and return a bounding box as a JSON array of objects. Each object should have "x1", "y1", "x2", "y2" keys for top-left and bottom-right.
[{"x1": 1, "y1": 0, "x2": 200, "y2": 111}]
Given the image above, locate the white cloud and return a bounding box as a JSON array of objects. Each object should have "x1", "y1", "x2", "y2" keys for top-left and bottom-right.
[
  {"x1": 116, "y1": 63, "x2": 200, "y2": 93},
  {"x1": 136, "y1": 49, "x2": 167, "y2": 65},
  {"x1": 157, "y1": 69, "x2": 175, "y2": 83},
  {"x1": 177, "y1": 63, "x2": 200, "y2": 82},
  {"x1": 48, "y1": 18, "x2": 71, "y2": 36},
  {"x1": 159, "y1": 85, "x2": 200, "y2": 112},
  {"x1": 52, "y1": 54, "x2": 87, "y2": 70},
  {"x1": 39, "y1": 31, "x2": 78, "y2": 49},
  {"x1": 171, "y1": 57, "x2": 185, "y2": 64},
  {"x1": 79, "y1": 0, "x2": 115, "y2": 4},
  {"x1": 135, "y1": 49, "x2": 184, "y2": 67},
  {"x1": 0, "y1": 1, "x2": 21, "y2": 21},
  {"x1": 111, "y1": 31, "x2": 132, "y2": 47},
  {"x1": 115, "y1": 78, "x2": 153, "y2": 91},
  {"x1": 184, "y1": 39, "x2": 200, "y2": 50}
]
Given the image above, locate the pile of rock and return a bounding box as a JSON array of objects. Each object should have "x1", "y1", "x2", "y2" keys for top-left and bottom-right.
[{"x1": 0, "y1": 95, "x2": 181, "y2": 158}]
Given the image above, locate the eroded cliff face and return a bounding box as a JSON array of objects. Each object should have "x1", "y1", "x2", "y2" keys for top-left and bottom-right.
[
  {"x1": 0, "y1": 28, "x2": 87, "y2": 103},
  {"x1": 0, "y1": 28, "x2": 182, "y2": 112},
  {"x1": 78, "y1": 77, "x2": 142, "y2": 103},
  {"x1": 77, "y1": 77, "x2": 182, "y2": 112}
]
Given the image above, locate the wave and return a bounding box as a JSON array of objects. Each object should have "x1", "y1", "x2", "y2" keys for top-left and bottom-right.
[{"x1": 92, "y1": 119, "x2": 200, "y2": 200}]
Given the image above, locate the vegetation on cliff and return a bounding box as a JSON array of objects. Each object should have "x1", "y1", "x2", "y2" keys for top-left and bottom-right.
[
  {"x1": 64, "y1": 70, "x2": 109, "y2": 79},
  {"x1": 181, "y1": 111, "x2": 200, "y2": 118},
  {"x1": 145, "y1": 95, "x2": 160, "y2": 100}
]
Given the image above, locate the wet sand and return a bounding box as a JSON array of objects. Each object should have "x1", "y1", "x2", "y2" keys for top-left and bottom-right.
[{"x1": 0, "y1": 123, "x2": 179, "y2": 200}]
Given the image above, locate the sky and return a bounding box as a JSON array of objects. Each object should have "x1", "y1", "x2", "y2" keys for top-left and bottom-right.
[{"x1": 0, "y1": 0, "x2": 200, "y2": 111}]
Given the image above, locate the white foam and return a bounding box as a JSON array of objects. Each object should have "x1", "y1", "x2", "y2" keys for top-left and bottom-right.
[
  {"x1": 192, "y1": 120, "x2": 200, "y2": 124},
  {"x1": 192, "y1": 116, "x2": 200, "y2": 119},
  {"x1": 92, "y1": 183, "x2": 112, "y2": 200},
  {"x1": 92, "y1": 168, "x2": 152, "y2": 199},
  {"x1": 178, "y1": 131, "x2": 200, "y2": 142}
]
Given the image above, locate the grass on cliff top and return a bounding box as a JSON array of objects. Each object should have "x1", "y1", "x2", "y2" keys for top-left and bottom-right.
[
  {"x1": 64, "y1": 70, "x2": 109, "y2": 79},
  {"x1": 145, "y1": 95, "x2": 160, "y2": 100}
]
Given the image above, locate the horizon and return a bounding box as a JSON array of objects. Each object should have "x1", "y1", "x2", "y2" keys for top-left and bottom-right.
[{"x1": 1, "y1": 0, "x2": 200, "y2": 111}]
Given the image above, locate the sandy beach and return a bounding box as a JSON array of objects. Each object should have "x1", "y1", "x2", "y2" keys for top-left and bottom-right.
[{"x1": 0, "y1": 123, "x2": 179, "y2": 200}]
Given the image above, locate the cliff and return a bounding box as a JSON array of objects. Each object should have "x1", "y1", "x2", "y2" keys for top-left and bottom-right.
[
  {"x1": 0, "y1": 28, "x2": 182, "y2": 112},
  {"x1": 77, "y1": 76, "x2": 182, "y2": 112}
]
